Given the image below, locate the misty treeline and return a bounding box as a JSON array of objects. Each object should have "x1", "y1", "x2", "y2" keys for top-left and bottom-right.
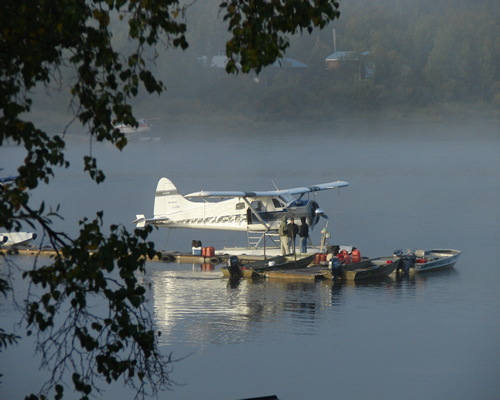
[{"x1": 38, "y1": 0, "x2": 500, "y2": 123}]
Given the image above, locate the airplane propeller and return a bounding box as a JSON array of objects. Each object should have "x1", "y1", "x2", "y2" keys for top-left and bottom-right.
[
  {"x1": 312, "y1": 207, "x2": 328, "y2": 228},
  {"x1": 308, "y1": 201, "x2": 328, "y2": 230}
]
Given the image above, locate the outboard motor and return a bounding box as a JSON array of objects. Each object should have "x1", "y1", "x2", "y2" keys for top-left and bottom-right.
[
  {"x1": 394, "y1": 250, "x2": 415, "y2": 274},
  {"x1": 227, "y1": 256, "x2": 241, "y2": 278},
  {"x1": 329, "y1": 256, "x2": 341, "y2": 281}
]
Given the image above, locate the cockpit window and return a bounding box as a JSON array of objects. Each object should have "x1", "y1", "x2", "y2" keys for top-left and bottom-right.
[
  {"x1": 251, "y1": 201, "x2": 264, "y2": 211},
  {"x1": 278, "y1": 193, "x2": 295, "y2": 207},
  {"x1": 272, "y1": 198, "x2": 283, "y2": 208}
]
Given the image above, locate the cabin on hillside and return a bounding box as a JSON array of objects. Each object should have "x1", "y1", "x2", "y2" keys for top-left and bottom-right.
[
  {"x1": 199, "y1": 55, "x2": 308, "y2": 84},
  {"x1": 272, "y1": 57, "x2": 309, "y2": 69},
  {"x1": 325, "y1": 51, "x2": 373, "y2": 80},
  {"x1": 206, "y1": 55, "x2": 307, "y2": 70}
]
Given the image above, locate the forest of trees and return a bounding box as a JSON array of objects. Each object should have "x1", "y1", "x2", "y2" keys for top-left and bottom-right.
[
  {"x1": 28, "y1": 0, "x2": 500, "y2": 125},
  {"x1": 131, "y1": 0, "x2": 499, "y2": 122}
]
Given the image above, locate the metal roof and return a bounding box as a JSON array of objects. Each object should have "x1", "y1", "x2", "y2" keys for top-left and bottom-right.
[
  {"x1": 325, "y1": 51, "x2": 370, "y2": 61},
  {"x1": 272, "y1": 57, "x2": 309, "y2": 68}
]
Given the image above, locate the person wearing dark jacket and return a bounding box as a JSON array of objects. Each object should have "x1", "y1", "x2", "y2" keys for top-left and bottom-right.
[
  {"x1": 287, "y1": 218, "x2": 299, "y2": 253},
  {"x1": 298, "y1": 216, "x2": 309, "y2": 253}
]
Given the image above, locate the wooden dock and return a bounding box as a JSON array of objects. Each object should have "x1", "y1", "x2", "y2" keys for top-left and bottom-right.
[
  {"x1": 6, "y1": 248, "x2": 323, "y2": 270},
  {"x1": 4, "y1": 248, "x2": 227, "y2": 265}
]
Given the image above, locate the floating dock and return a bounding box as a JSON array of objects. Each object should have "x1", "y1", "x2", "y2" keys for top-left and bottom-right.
[{"x1": 3, "y1": 248, "x2": 270, "y2": 265}]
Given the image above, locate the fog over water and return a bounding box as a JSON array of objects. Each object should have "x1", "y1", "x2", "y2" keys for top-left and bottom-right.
[{"x1": 1, "y1": 120, "x2": 499, "y2": 400}]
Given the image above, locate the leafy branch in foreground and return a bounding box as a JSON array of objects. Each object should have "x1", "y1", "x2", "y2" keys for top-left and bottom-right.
[
  {"x1": 1, "y1": 0, "x2": 342, "y2": 398},
  {"x1": 222, "y1": 0, "x2": 340, "y2": 73},
  {"x1": 23, "y1": 213, "x2": 167, "y2": 400},
  {"x1": 0, "y1": 278, "x2": 21, "y2": 351}
]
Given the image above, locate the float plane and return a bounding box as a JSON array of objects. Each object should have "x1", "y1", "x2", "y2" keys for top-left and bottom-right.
[{"x1": 133, "y1": 177, "x2": 349, "y2": 233}]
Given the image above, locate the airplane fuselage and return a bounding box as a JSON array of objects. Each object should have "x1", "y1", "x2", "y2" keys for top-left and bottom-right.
[{"x1": 150, "y1": 197, "x2": 316, "y2": 231}]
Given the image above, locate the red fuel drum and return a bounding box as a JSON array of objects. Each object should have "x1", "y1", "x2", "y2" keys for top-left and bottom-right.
[
  {"x1": 340, "y1": 250, "x2": 351, "y2": 264},
  {"x1": 202, "y1": 247, "x2": 215, "y2": 257},
  {"x1": 351, "y1": 249, "x2": 361, "y2": 263}
]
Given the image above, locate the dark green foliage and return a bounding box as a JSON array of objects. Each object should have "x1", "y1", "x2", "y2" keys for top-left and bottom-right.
[
  {"x1": 154, "y1": 0, "x2": 500, "y2": 120},
  {"x1": 221, "y1": 0, "x2": 340, "y2": 73},
  {"x1": 0, "y1": 280, "x2": 20, "y2": 350},
  {"x1": 22, "y1": 215, "x2": 166, "y2": 399},
  {"x1": 0, "y1": 0, "x2": 343, "y2": 399}
]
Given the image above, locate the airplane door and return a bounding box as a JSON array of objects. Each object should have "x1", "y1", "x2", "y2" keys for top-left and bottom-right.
[{"x1": 247, "y1": 201, "x2": 265, "y2": 225}]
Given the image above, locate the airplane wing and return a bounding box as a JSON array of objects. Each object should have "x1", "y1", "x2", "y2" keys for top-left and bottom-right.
[
  {"x1": 185, "y1": 191, "x2": 277, "y2": 199},
  {"x1": 284, "y1": 181, "x2": 349, "y2": 195},
  {"x1": 185, "y1": 181, "x2": 349, "y2": 199}
]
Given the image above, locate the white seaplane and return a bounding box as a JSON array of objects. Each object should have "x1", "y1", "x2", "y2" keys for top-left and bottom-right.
[{"x1": 133, "y1": 177, "x2": 349, "y2": 234}]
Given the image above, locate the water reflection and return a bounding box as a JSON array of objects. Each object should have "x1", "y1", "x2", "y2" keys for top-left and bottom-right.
[{"x1": 147, "y1": 262, "x2": 462, "y2": 348}]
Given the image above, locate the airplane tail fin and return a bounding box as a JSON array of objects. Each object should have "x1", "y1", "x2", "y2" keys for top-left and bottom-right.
[
  {"x1": 153, "y1": 178, "x2": 192, "y2": 217},
  {"x1": 134, "y1": 215, "x2": 146, "y2": 228}
]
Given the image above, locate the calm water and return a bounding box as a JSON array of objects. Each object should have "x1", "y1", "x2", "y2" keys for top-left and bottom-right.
[{"x1": 1, "y1": 120, "x2": 499, "y2": 400}]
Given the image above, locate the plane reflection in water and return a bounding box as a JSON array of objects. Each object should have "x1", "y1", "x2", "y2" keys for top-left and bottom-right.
[
  {"x1": 144, "y1": 266, "x2": 345, "y2": 346},
  {"x1": 144, "y1": 263, "x2": 453, "y2": 347}
]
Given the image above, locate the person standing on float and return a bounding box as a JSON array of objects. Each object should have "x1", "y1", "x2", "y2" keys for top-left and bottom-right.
[
  {"x1": 287, "y1": 218, "x2": 299, "y2": 254},
  {"x1": 279, "y1": 216, "x2": 289, "y2": 255},
  {"x1": 298, "y1": 216, "x2": 309, "y2": 253}
]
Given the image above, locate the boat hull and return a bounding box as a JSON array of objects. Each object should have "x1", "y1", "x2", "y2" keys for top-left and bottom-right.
[
  {"x1": 220, "y1": 254, "x2": 316, "y2": 278},
  {"x1": 343, "y1": 259, "x2": 399, "y2": 280},
  {"x1": 322, "y1": 258, "x2": 399, "y2": 281},
  {"x1": 264, "y1": 268, "x2": 325, "y2": 281}
]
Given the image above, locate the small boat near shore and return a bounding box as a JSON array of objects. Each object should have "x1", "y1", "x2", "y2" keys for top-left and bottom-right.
[{"x1": 220, "y1": 254, "x2": 316, "y2": 278}]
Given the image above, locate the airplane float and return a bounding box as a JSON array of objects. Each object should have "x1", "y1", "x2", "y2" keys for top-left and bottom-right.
[
  {"x1": 1, "y1": 172, "x2": 38, "y2": 249},
  {"x1": 133, "y1": 178, "x2": 349, "y2": 234},
  {"x1": 0, "y1": 232, "x2": 38, "y2": 248}
]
